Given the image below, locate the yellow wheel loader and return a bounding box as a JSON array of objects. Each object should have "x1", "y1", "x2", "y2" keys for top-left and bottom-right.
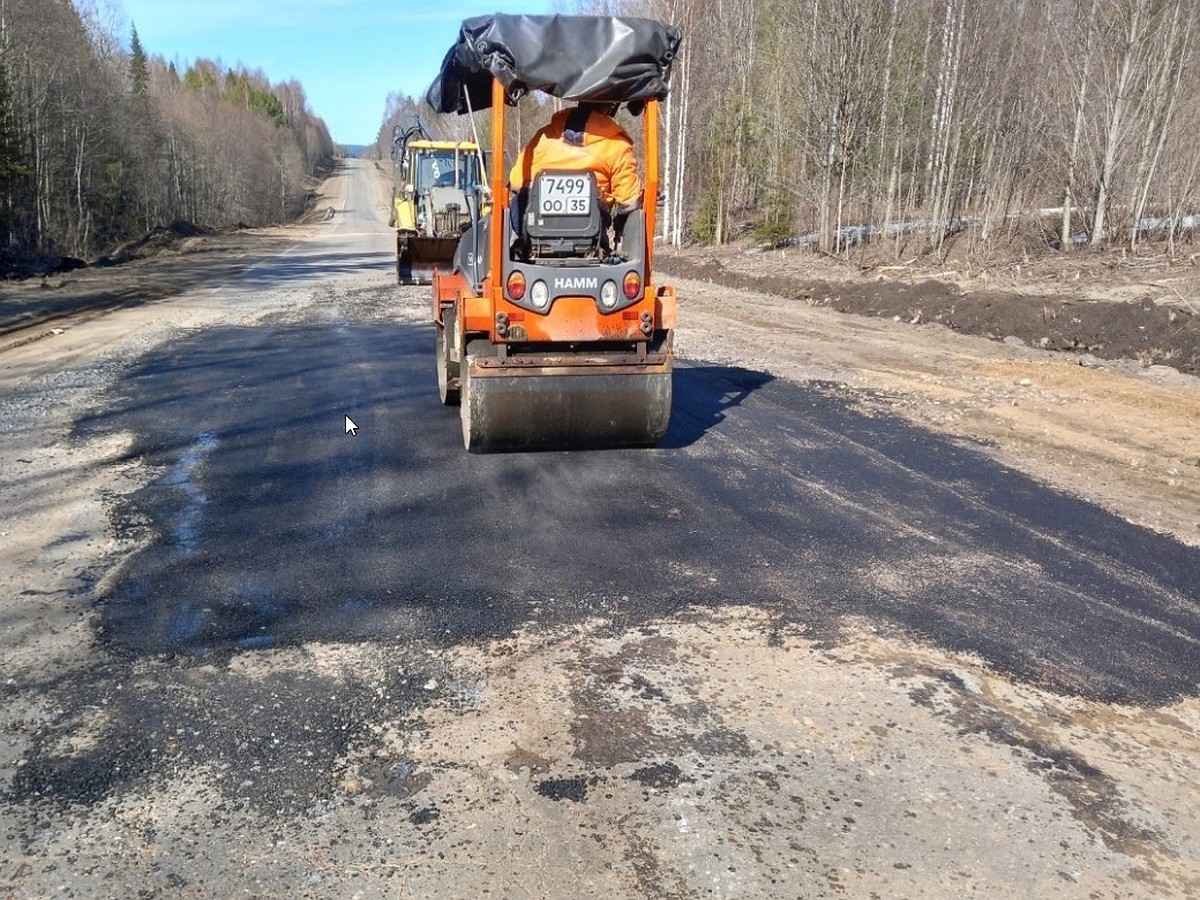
[{"x1": 391, "y1": 119, "x2": 486, "y2": 284}]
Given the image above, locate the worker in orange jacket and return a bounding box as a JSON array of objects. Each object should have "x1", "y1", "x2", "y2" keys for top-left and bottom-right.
[{"x1": 509, "y1": 101, "x2": 642, "y2": 247}]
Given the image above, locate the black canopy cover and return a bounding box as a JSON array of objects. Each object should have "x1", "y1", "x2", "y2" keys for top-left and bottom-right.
[{"x1": 425, "y1": 14, "x2": 682, "y2": 115}]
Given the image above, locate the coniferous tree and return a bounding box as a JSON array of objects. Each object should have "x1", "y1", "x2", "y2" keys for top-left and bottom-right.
[{"x1": 128, "y1": 26, "x2": 149, "y2": 96}]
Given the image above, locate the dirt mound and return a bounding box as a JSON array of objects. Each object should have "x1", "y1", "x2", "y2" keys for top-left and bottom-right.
[
  {"x1": 97, "y1": 221, "x2": 215, "y2": 267},
  {"x1": 659, "y1": 249, "x2": 1200, "y2": 377},
  {"x1": 0, "y1": 254, "x2": 87, "y2": 280}
]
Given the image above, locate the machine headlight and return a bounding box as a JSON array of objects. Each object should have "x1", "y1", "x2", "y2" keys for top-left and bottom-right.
[
  {"x1": 530, "y1": 279, "x2": 550, "y2": 310},
  {"x1": 600, "y1": 280, "x2": 618, "y2": 309}
]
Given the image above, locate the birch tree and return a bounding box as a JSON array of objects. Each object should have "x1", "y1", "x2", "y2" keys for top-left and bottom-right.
[
  {"x1": 1089, "y1": 0, "x2": 1150, "y2": 244},
  {"x1": 1124, "y1": 0, "x2": 1194, "y2": 250}
]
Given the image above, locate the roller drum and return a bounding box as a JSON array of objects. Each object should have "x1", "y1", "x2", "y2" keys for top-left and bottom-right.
[{"x1": 460, "y1": 358, "x2": 672, "y2": 452}]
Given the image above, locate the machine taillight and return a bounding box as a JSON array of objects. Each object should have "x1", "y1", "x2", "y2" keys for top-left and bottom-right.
[
  {"x1": 622, "y1": 271, "x2": 641, "y2": 300},
  {"x1": 507, "y1": 270, "x2": 526, "y2": 301}
]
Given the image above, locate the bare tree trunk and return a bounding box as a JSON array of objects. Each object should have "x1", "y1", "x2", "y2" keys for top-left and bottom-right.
[
  {"x1": 928, "y1": 0, "x2": 965, "y2": 246},
  {"x1": 818, "y1": 105, "x2": 838, "y2": 253},
  {"x1": 672, "y1": 39, "x2": 689, "y2": 246},
  {"x1": 660, "y1": 89, "x2": 672, "y2": 242},
  {"x1": 877, "y1": 0, "x2": 900, "y2": 243},
  {"x1": 1060, "y1": 0, "x2": 1098, "y2": 248},
  {"x1": 1091, "y1": 0, "x2": 1147, "y2": 245},
  {"x1": 936, "y1": 118, "x2": 964, "y2": 256},
  {"x1": 886, "y1": 130, "x2": 904, "y2": 259},
  {"x1": 925, "y1": 0, "x2": 954, "y2": 206},
  {"x1": 835, "y1": 153, "x2": 848, "y2": 253},
  {"x1": 73, "y1": 122, "x2": 87, "y2": 253},
  {"x1": 1128, "y1": 0, "x2": 1192, "y2": 251}
]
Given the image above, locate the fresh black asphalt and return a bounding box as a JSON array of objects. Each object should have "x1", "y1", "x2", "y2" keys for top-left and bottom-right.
[{"x1": 67, "y1": 301, "x2": 1200, "y2": 708}]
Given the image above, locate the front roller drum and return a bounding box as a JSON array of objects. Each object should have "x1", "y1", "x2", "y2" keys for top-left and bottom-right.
[{"x1": 460, "y1": 360, "x2": 672, "y2": 452}]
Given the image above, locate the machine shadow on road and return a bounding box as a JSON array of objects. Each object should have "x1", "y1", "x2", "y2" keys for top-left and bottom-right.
[{"x1": 661, "y1": 363, "x2": 774, "y2": 448}]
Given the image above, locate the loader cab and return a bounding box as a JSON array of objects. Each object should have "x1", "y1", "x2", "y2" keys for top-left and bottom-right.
[
  {"x1": 411, "y1": 146, "x2": 483, "y2": 194},
  {"x1": 400, "y1": 141, "x2": 486, "y2": 238}
]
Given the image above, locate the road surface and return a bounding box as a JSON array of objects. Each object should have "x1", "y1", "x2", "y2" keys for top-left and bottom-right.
[{"x1": 1, "y1": 159, "x2": 1198, "y2": 898}]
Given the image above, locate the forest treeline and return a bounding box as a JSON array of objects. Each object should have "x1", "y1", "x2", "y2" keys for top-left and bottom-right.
[
  {"x1": 378, "y1": 0, "x2": 1198, "y2": 259},
  {"x1": 0, "y1": 0, "x2": 335, "y2": 268}
]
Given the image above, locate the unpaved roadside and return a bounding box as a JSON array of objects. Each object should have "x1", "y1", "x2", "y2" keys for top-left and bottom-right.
[{"x1": 0, "y1": 228, "x2": 304, "y2": 344}]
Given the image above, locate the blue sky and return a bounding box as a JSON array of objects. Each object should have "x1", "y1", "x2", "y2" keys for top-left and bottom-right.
[{"x1": 119, "y1": 1, "x2": 556, "y2": 145}]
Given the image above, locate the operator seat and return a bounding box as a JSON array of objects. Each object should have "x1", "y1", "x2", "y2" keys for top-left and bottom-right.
[{"x1": 512, "y1": 169, "x2": 604, "y2": 261}]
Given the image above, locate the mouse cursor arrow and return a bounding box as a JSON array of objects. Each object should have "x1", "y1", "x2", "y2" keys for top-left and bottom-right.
[{"x1": 344, "y1": 415, "x2": 359, "y2": 436}]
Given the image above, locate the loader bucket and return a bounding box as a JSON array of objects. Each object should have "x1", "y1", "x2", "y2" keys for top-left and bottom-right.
[
  {"x1": 398, "y1": 235, "x2": 460, "y2": 285},
  {"x1": 460, "y1": 357, "x2": 672, "y2": 452}
]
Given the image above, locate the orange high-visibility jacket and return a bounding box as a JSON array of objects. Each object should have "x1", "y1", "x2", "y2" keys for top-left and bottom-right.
[{"x1": 509, "y1": 107, "x2": 642, "y2": 211}]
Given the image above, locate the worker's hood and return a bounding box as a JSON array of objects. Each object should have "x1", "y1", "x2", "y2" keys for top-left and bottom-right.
[{"x1": 425, "y1": 14, "x2": 682, "y2": 115}]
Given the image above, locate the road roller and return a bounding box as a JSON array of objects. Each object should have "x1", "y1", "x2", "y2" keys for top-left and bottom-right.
[{"x1": 425, "y1": 14, "x2": 682, "y2": 451}]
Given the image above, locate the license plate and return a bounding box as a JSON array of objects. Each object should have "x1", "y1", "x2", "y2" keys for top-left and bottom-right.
[{"x1": 538, "y1": 175, "x2": 590, "y2": 215}]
